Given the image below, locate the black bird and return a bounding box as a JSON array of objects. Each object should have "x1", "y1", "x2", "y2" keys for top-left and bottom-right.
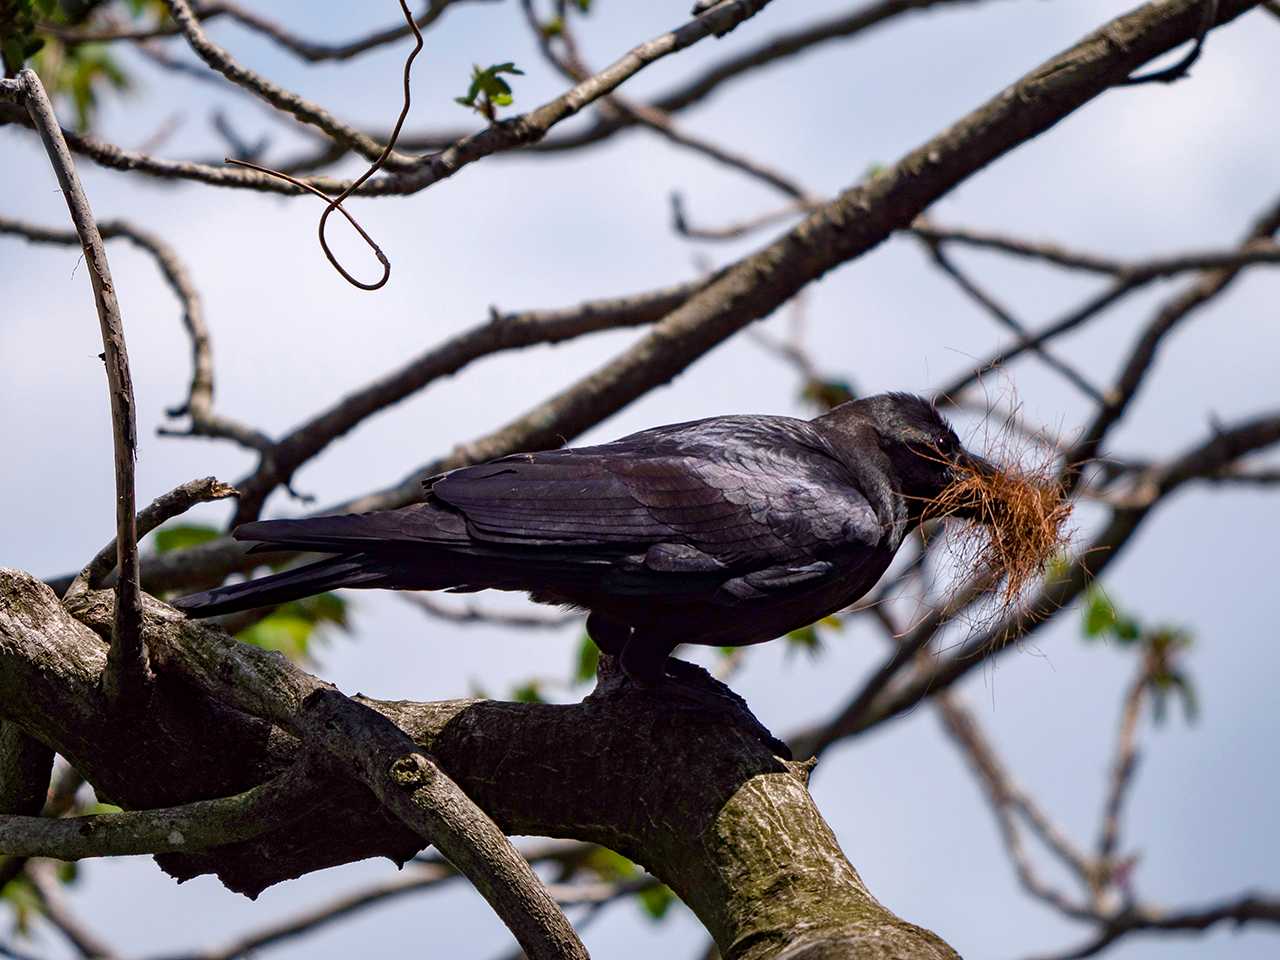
[{"x1": 175, "y1": 393, "x2": 993, "y2": 682}]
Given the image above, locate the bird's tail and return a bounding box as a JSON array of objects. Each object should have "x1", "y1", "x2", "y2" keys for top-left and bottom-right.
[
  {"x1": 172, "y1": 503, "x2": 471, "y2": 618},
  {"x1": 171, "y1": 553, "x2": 396, "y2": 618}
]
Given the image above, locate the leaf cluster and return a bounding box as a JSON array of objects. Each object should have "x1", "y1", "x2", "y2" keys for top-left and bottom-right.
[
  {"x1": 1082, "y1": 587, "x2": 1197, "y2": 725},
  {"x1": 454, "y1": 61, "x2": 524, "y2": 122}
]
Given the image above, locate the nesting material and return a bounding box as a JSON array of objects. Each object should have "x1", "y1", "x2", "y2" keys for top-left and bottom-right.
[{"x1": 925, "y1": 453, "x2": 1073, "y2": 609}]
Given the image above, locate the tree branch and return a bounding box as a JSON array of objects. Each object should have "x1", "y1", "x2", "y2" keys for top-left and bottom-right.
[
  {"x1": 0, "y1": 766, "x2": 317, "y2": 860},
  {"x1": 65, "y1": 478, "x2": 239, "y2": 598},
  {"x1": 228, "y1": 274, "x2": 715, "y2": 522},
  {"x1": 45, "y1": 0, "x2": 1267, "y2": 602},
  {"x1": 0, "y1": 572, "x2": 958, "y2": 959},
  {"x1": 49, "y1": 0, "x2": 487, "y2": 63},
  {"x1": 13, "y1": 69, "x2": 146, "y2": 709}
]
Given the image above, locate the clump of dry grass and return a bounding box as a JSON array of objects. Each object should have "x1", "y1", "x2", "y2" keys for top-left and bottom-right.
[{"x1": 922, "y1": 434, "x2": 1073, "y2": 614}]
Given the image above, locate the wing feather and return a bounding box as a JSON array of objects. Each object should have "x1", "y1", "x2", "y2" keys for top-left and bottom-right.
[{"x1": 429, "y1": 416, "x2": 883, "y2": 582}]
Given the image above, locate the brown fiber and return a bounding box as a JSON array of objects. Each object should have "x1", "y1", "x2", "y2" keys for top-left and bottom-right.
[{"x1": 924, "y1": 450, "x2": 1073, "y2": 610}]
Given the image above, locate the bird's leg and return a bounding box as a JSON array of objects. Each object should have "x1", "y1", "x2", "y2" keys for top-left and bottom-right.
[
  {"x1": 620, "y1": 633, "x2": 791, "y2": 759},
  {"x1": 586, "y1": 611, "x2": 631, "y2": 656},
  {"x1": 618, "y1": 632, "x2": 676, "y2": 685}
]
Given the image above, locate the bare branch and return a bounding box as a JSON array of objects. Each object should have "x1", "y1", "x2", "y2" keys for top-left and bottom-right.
[
  {"x1": 27, "y1": 859, "x2": 119, "y2": 960},
  {"x1": 935, "y1": 693, "x2": 1093, "y2": 919},
  {"x1": 1024, "y1": 893, "x2": 1280, "y2": 960},
  {"x1": 230, "y1": 274, "x2": 714, "y2": 522},
  {"x1": 159, "y1": 0, "x2": 417, "y2": 168},
  {"x1": 14, "y1": 69, "x2": 145, "y2": 708},
  {"x1": 916, "y1": 233, "x2": 1106, "y2": 403},
  {"x1": 0, "y1": 765, "x2": 316, "y2": 860},
  {"x1": 936, "y1": 237, "x2": 1280, "y2": 404},
  {"x1": 1065, "y1": 196, "x2": 1280, "y2": 483},
  {"x1": 402, "y1": 595, "x2": 579, "y2": 630},
  {"x1": 0, "y1": 215, "x2": 273, "y2": 453},
  {"x1": 65, "y1": 478, "x2": 239, "y2": 597},
  {"x1": 49, "y1": 0, "x2": 487, "y2": 63},
  {"x1": 1095, "y1": 671, "x2": 1146, "y2": 870},
  {"x1": 8, "y1": 0, "x2": 781, "y2": 195}
]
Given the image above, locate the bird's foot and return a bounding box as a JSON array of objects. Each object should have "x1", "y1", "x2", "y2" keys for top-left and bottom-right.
[{"x1": 655, "y1": 657, "x2": 792, "y2": 760}]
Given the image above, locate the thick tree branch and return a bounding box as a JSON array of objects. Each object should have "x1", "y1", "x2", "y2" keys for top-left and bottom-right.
[
  {"x1": 127, "y1": 605, "x2": 584, "y2": 959},
  {"x1": 0, "y1": 724, "x2": 53, "y2": 818},
  {"x1": 0, "y1": 573, "x2": 957, "y2": 959}
]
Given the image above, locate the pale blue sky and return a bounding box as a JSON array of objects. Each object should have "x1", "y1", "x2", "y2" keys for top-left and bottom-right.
[{"x1": 2, "y1": 2, "x2": 1278, "y2": 958}]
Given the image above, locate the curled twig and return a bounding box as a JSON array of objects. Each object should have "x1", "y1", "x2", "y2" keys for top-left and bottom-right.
[{"x1": 225, "y1": 0, "x2": 424, "y2": 289}]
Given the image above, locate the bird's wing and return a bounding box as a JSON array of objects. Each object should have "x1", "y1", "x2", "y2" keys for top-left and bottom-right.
[{"x1": 430, "y1": 416, "x2": 883, "y2": 575}]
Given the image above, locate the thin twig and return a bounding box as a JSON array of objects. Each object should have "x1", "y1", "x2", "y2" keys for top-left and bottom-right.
[
  {"x1": 65, "y1": 477, "x2": 239, "y2": 597},
  {"x1": 26, "y1": 859, "x2": 120, "y2": 959},
  {"x1": 7, "y1": 0, "x2": 781, "y2": 197},
  {"x1": 1119, "y1": 0, "x2": 1220, "y2": 85},
  {"x1": 14, "y1": 69, "x2": 146, "y2": 707},
  {"x1": 1095, "y1": 671, "x2": 1147, "y2": 872},
  {"x1": 49, "y1": 0, "x2": 483, "y2": 62},
  {"x1": 0, "y1": 215, "x2": 273, "y2": 453},
  {"x1": 402, "y1": 595, "x2": 579, "y2": 630},
  {"x1": 160, "y1": 0, "x2": 417, "y2": 168},
  {"x1": 918, "y1": 235, "x2": 1106, "y2": 403},
  {"x1": 219, "y1": 0, "x2": 426, "y2": 289},
  {"x1": 935, "y1": 693, "x2": 1094, "y2": 919}
]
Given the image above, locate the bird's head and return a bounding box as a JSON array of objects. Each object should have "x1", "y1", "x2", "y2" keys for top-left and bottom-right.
[
  {"x1": 824, "y1": 392, "x2": 995, "y2": 515},
  {"x1": 818, "y1": 392, "x2": 1071, "y2": 602}
]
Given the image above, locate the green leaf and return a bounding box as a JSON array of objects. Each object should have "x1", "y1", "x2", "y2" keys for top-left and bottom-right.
[
  {"x1": 637, "y1": 883, "x2": 676, "y2": 921},
  {"x1": 82, "y1": 801, "x2": 123, "y2": 815},
  {"x1": 785, "y1": 623, "x2": 823, "y2": 659},
  {"x1": 511, "y1": 680, "x2": 545, "y2": 704},
  {"x1": 1082, "y1": 589, "x2": 1116, "y2": 638},
  {"x1": 235, "y1": 593, "x2": 350, "y2": 661},
  {"x1": 1169, "y1": 672, "x2": 1199, "y2": 725},
  {"x1": 238, "y1": 614, "x2": 315, "y2": 660},
  {"x1": 584, "y1": 847, "x2": 638, "y2": 881},
  {"x1": 800, "y1": 377, "x2": 856, "y2": 411},
  {"x1": 573, "y1": 631, "x2": 600, "y2": 684},
  {"x1": 455, "y1": 62, "x2": 525, "y2": 117},
  {"x1": 153, "y1": 522, "x2": 220, "y2": 553}
]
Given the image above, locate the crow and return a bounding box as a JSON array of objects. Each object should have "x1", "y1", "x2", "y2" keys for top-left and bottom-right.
[{"x1": 175, "y1": 393, "x2": 995, "y2": 683}]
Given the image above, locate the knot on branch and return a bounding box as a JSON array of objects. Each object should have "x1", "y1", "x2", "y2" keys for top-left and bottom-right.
[{"x1": 389, "y1": 752, "x2": 436, "y2": 791}]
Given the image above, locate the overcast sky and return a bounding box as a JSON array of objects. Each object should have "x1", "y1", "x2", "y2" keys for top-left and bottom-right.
[{"x1": 2, "y1": 2, "x2": 1278, "y2": 958}]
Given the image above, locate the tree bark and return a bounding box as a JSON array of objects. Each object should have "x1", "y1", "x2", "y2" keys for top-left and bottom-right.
[{"x1": 0, "y1": 569, "x2": 956, "y2": 959}]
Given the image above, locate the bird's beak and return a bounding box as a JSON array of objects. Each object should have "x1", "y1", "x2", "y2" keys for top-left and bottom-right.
[
  {"x1": 941, "y1": 449, "x2": 1001, "y2": 521},
  {"x1": 952, "y1": 449, "x2": 999, "y2": 482}
]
